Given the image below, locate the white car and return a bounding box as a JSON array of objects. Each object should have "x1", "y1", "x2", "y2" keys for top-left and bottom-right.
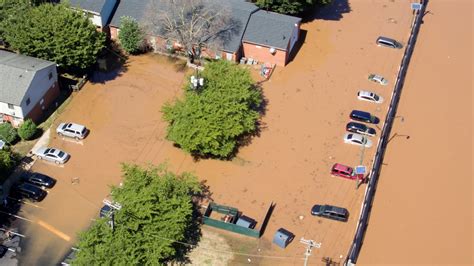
[
  {"x1": 34, "y1": 147, "x2": 70, "y2": 164},
  {"x1": 56, "y1": 122, "x2": 88, "y2": 140},
  {"x1": 343, "y1": 133, "x2": 372, "y2": 148},
  {"x1": 368, "y1": 74, "x2": 388, "y2": 85},
  {"x1": 357, "y1": 91, "x2": 383, "y2": 103}
]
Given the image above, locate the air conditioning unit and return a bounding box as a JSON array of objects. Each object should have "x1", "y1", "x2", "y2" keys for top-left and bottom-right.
[{"x1": 269, "y1": 47, "x2": 276, "y2": 54}]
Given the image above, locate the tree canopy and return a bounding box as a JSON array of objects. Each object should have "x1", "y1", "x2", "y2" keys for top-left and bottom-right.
[
  {"x1": 118, "y1": 16, "x2": 145, "y2": 54},
  {"x1": 74, "y1": 164, "x2": 201, "y2": 265},
  {"x1": 1, "y1": 3, "x2": 105, "y2": 70},
  {"x1": 253, "y1": 0, "x2": 331, "y2": 15},
  {"x1": 162, "y1": 60, "x2": 263, "y2": 159}
]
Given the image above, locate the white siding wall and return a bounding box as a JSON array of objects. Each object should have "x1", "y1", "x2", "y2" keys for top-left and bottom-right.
[
  {"x1": 0, "y1": 102, "x2": 23, "y2": 119},
  {"x1": 20, "y1": 65, "x2": 57, "y2": 117},
  {"x1": 289, "y1": 23, "x2": 300, "y2": 52},
  {"x1": 91, "y1": 14, "x2": 102, "y2": 27}
]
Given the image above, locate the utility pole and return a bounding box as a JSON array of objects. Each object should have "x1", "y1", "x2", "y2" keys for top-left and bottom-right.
[{"x1": 300, "y1": 237, "x2": 321, "y2": 266}]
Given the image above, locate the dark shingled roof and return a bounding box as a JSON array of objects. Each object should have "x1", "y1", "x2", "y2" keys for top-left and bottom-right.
[
  {"x1": 109, "y1": 0, "x2": 152, "y2": 27},
  {"x1": 220, "y1": 0, "x2": 259, "y2": 53},
  {"x1": 69, "y1": 0, "x2": 108, "y2": 13},
  {"x1": 0, "y1": 51, "x2": 55, "y2": 106},
  {"x1": 243, "y1": 10, "x2": 301, "y2": 50}
]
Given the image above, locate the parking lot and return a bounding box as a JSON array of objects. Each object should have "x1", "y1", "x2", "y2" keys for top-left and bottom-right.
[{"x1": 12, "y1": 1, "x2": 415, "y2": 264}]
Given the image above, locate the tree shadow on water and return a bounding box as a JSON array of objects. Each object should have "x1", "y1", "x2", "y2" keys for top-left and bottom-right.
[
  {"x1": 88, "y1": 44, "x2": 129, "y2": 84},
  {"x1": 302, "y1": 0, "x2": 351, "y2": 22}
]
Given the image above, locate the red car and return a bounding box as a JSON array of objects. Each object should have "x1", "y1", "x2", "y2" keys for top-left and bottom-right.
[{"x1": 331, "y1": 163, "x2": 356, "y2": 179}]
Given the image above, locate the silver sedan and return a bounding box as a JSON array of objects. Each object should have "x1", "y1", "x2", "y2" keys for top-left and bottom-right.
[
  {"x1": 343, "y1": 133, "x2": 373, "y2": 148},
  {"x1": 34, "y1": 147, "x2": 70, "y2": 164}
]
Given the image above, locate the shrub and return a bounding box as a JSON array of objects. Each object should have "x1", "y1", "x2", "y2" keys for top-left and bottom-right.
[
  {"x1": 118, "y1": 16, "x2": 144, "y2": 54},
  {"x1": 0, "y1": 149, "x2": 15, "y2": 176},
  {"x1": 18, "y1": 119, "x2": 37, "y2": 140},
  {"x1": 0, "y1": 123, "x2": 18, "y2": 144}
]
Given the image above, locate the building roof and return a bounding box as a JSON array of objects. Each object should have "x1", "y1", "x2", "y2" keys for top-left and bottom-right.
[
  {"x1": 220, "y1": 0, "x2": 259, "y2": 53},
  {"x1": 0, "y1": 51, "x2": 55, "y2": 106},
  {"x1": 243, "y1": 10, "x2": 301, "y2": 50},
  {"x1": 69, "y1": 0, "x2": 108, "y2": 14},
  {"x1": 109, "y1": 0, "x2": 152, "y2": 27}
]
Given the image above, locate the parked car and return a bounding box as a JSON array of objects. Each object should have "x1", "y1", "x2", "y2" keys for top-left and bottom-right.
[
  {"x1": 99, "y1": 204, "x2": 112, "y2": 218},
  {"x1": 331, "y1": 163, "x2": 355, "y2": 179},
  {"x1": 311, "y1": 204, "x2": 349, "y2": 222},
  {"x1": 22, "y1": 173, "x2": 56, "y2": 189},
  {"x1": 376, "y1": 36, "x2": 402, "y2": 49},
  {"x1": 56, "y1": 122, "x2": 88, "y2": 140},
  {"x1": 346, "y1": 122, "x2": 376, "y2": 136},
  {"x1": 343, "y1": 133, "x2": 372, "y2": 147},
  {"x1": 12, "y1": 183, "x2": 47, "y2": 202},
  {"x1": 357, "y1": 91, "x2": 384, "y2": 103},
  {"x1": 350, "y1": 110, "x2": 379, "y2": 124},
  {"x1": 368, "y1": 74, "x2": 388, "y2": 85},
  {"x1": 34, "y1": 147, "x2": 70, "y2": 164},
  {"x1": 60, "y1": 247, "x2": 79, "y2": 266}
]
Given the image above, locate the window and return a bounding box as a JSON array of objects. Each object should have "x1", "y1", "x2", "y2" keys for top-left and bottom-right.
[
  {"x1": 48, "y1": 72, "x2": 53, "y2": 80},
  {"x1": 26, "y1": 98, "x2": 31, "y2": 106},
  {"x1": 7, "y1": 103, "x2": 14, "y2": 109}
]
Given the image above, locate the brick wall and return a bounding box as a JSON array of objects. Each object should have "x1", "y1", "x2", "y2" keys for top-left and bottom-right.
[{"x1": 242, "y1": 42, "x2": 289, "y2": 66}]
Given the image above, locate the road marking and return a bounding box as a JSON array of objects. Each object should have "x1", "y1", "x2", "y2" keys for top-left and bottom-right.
[
  {"x1": 0, "y1": 211, "x2": 34, "y2": 222},
  {"x1": 37, "y1": 220, "x2": 71, "y2": 242},
  {"x1": 7, "y1": 197, "x2": 45, "y2": 209}
]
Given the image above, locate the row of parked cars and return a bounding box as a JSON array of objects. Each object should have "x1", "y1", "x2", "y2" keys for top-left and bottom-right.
[
  {"x1": 310, "y1": 36, "x2": 399, "y2": 222},
  {"x1": 10, "y1": 122, "x2": 89, "y2": 203},
  {"x1": 33, "y1": 122, "x2": 88, "y2": 164}
]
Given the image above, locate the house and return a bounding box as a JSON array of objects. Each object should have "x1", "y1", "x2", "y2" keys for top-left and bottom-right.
[
  {"x1": 0, "y1": 51, "x2": 60, "y2": 127},
  {"x1": 69, "y1": 0, "x2": 118, "y2": 28},
  {"x1": 242, "y1": 10, "x2": 301, "y2": 66},
  {"x1": 108, "y1": 0, "x2": 151, "y2": 41}
]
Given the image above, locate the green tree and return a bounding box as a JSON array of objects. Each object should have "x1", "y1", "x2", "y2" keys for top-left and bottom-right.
[
  {"x1": 253, "y1": 0, "x2": 331, "y2": 15},
  {"x1": 17, "y1": 119, "x2": 37, "y2": 140},
  {"x1": 2, "y1": 3, "x2": 105, "y2": 70},
  {"x1": 162, "y1": 60, "x2": 262, "y2": 158},
  {"x1": 74, "y1": 164, "x2": 201, "y2": 265},
  {"x1": 0, "y1": 149, "x2": 15, "y2": 177},
  {"x1": 118, "y1": 16, "x2": 144, "y2": 54},
  {"x1": 0, "y1": 123, "x2": 18, "y2": 144},
  {"x1": 0, "y1": 0, "x2": 31, "y2": 39}
]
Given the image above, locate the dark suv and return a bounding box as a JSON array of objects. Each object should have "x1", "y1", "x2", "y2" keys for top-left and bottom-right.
[
  {"x1": 13, "y1": 183, "x2": 47, "y2": 202},
  {"x1": 311, "y1": 204, "x2": 349, "y2": 222},
  {"x1": 346, "y1": 122, "x2": 376, "y2": 136},
  {"x1": 350, "y1": 110, "x2": 379, "y2": 124}
]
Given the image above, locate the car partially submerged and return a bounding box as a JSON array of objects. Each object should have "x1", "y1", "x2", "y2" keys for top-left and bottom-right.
[
  {"x1": 34, "y1": 147, "x2": 70, "y2": 164},
  {"x1": 368, "y1": 74, "x2": 388, "y2": 85},
  {"x1": 56, "y1": 122, "x2": 88, "y2": 140},
  {"x1": 346, "y1": 122, "x2": 376, "y2": 136},
  {"x1": 343, "y1": 133, "x2": 373, "y2": 148},
  {"x1": 357, "y1": 91, "x2": 384, "y2": 103}
]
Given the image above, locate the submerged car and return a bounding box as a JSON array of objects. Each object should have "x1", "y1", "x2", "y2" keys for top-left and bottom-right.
[
  {"x1": 357, "y1": 91, "x2": 384, "y2": 103},
  {"x1": 368, "y1": 74, "x2": 388, "y2": 85},
  {"x1": 343, "y1": 133, "x2": 372, "y2": 148},
  {"x1": 376, "y1": 36, "x2": 402, "y2": 49},
  {"x1": 346, "y1": 122, "x2": 376, "y2": 136},
  {"x1": 23, "y1": 173, "x2": 56, "y2": 188},
  {"x1": 350, "y1": 110, "x2": 379, "y2": 124},
  {"x1": 56, "y1": 122, "x2": 88, "y2": 140},
  {"x1": 34, "y1": 147, "x2": 70, "y2": 164},
  {"x1": 12, "y1": 183, "x2": 47, "y2": 202},
  {"x1": 311, "y1": 204, "x2": 349, "y2": 222}
]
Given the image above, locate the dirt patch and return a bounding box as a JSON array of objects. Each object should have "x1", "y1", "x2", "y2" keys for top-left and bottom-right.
[{"x1": 187, "y1": 227, "x2": 233, "y2": 265}]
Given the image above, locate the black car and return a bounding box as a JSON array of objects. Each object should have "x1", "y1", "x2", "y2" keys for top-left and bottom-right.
[
  {"x1": 349, "y1": 110, "x2": 379, "y2": 124},
  {"x1": 346, "y1": 122, "x2": 376, "y2": 136},
  {"x1": 311, "y1": 204, "x2": 349, "y2": 222},
  {"x1": 13, "y1": 183, "x2": 47, "y2": 202},
  {"x1": 99, "y1": 204, "x2": 112, "y2": 218},
  {"x1": 23, "y1": 173, "x2": 56, "y2": 189}
]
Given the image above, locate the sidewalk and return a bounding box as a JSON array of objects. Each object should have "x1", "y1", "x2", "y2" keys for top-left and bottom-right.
[{"x1": 0, "y1": 129, "x2": 51, "y2": 203}]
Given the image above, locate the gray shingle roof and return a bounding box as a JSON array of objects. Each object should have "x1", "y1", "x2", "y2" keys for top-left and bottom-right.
[
  {"x1": 69, "y1": 0, "x2": 108, "y2": 14},
  {"x1": 220, "y1": 0, "x2": 259, "y2": 53},
  {"x1": 243, "y1": 10, "x2": 301, "y2": 50},
  {"x1": 0, "y1": 51, "x2": 55, "y2": 106},
  {"x1": 109, "y1": 0, "x2": 152, "y2": 27}
]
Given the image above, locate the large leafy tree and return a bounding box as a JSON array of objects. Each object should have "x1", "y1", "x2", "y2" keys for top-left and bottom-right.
[
  {"x1": 162, "y1": 60, "x2": 263, "y2": 158},
  {"x1": 0, "y1": 0, "x2": 30, "y2": 38},
  {"x1": 253, "y1": 0, "x2": 331, "y2": 15},
  {"x1": 74, "y1": 164, "x2": 201, "y2": 265},
  {"x1": 2, "y1": 3, "x2": 105, "y2": 70},
  {"x1": 118, "y1": 16, "x2": 145, "y2": 54}
]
